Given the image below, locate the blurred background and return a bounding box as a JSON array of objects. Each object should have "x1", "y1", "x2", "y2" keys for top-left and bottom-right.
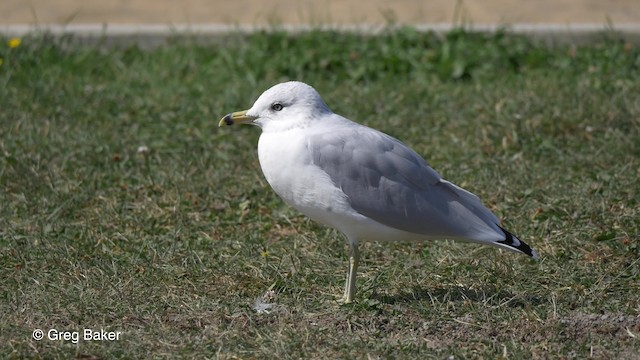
[{"x1": 1, "y1": 0, "x2": 638, "y2": 25}]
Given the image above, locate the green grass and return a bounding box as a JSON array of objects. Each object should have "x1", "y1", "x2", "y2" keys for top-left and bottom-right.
[{"x1": 1, "y1": 28, "x2": 639, "y2": 358}]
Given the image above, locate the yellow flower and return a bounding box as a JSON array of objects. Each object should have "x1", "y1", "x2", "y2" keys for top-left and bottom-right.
[
  {"x1": 8, "y1": 38, "x2": 21, "y2": 49},
  {"x1": 0, "y1": 58, "x2": 3, "y2": 66},
  {"x1": 260, "y1": 250, "x2": 269, "y2": 258}
]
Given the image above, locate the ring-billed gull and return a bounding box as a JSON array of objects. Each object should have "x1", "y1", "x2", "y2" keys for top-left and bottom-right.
[{"x1": 219, "y1": 81, "x2": 538, "y2": 303}]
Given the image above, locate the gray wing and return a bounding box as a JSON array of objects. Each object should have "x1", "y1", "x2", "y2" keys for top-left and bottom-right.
[{"x1": 308, "y1": 123, "x2": 502, "y2": 241}]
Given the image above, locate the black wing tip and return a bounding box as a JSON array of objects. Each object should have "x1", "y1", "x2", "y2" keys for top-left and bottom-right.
[{"x1": 497, "y1": 225, "x2": 540, "y2": 260}]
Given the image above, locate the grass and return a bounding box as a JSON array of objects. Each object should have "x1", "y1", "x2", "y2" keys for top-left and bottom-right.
[{"x1": 1, "y1": 28, "x2": 639, "y2": 358}]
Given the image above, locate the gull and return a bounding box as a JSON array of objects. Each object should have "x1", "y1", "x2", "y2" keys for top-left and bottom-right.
[{"x1": 219, "y1": 81, "x2": 538, "y2": 303}]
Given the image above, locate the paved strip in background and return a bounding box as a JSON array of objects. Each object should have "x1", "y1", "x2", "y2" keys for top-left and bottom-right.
[{"x1": 2, "y1": 0, "x2": 639, "y2": 25}]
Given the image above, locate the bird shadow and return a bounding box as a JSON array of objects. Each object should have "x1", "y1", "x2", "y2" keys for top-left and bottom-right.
[{"x1": 369, "y1": 284, "x2": 542, "y2": 308}]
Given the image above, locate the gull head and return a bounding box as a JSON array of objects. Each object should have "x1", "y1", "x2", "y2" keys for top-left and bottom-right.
[{"x1": 219, "y1": 81, "x2": 332, "y2": 131}]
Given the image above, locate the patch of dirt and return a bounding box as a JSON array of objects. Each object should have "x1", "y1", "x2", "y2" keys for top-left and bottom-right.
[
  {"x1": 560, "y1": 312, "x2": 640, "y2": 339},
  {"x1": 304, "y1": 309, "x2": 640, "y2": 357}
]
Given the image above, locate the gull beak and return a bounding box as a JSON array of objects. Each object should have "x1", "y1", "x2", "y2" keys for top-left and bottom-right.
[{"x1": 218, "y1": 110, "x2": 257, "y2": 126}]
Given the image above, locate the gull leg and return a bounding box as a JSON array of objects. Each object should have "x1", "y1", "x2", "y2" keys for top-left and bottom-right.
[{"x1": 341, "y1": 242, "x2": 360, "y2": 304}]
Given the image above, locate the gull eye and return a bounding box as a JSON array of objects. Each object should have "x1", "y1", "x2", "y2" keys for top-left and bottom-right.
[{"x1": 271, "y1": 103, "x2": 283, "y2": 111}]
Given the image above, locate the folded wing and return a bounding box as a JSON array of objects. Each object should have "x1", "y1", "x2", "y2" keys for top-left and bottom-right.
[{"x1": 308, "y1": 123, "x2": 506, "y2": 243}]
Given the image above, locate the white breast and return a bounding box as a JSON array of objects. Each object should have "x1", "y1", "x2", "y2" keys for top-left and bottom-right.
[{"x1": 257, "y1": 129, "x2": 349, "y2": 217}]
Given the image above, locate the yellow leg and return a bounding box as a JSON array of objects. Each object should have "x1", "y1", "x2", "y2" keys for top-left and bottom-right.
[{"x1": 341, "y1": 242, "x2": 360, "y2": 304}]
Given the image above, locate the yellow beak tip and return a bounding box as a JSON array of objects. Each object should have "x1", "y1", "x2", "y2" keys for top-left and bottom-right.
[{"x1": 218, "y1": 113, "x2": 233, "y2": 127}]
